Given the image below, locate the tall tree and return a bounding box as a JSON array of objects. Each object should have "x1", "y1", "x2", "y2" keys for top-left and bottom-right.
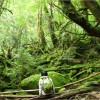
[
  {"x1": 44, "y1": 3, "x2": 58, "y2": 48},
  {"x1": 59, "y1": 0, "x2": 100, "y2": 38},
  {"x1": 37, "y1": 1, "x2": 46, "y2": 49}
]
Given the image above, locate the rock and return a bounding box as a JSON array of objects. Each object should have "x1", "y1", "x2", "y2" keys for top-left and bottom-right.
[{"x1": 20, "y1": 71, "x2": 68, "y2": 90}]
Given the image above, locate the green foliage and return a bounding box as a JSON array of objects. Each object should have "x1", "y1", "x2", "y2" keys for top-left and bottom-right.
[
  {"x1": 14, "y1": 48, "x2": 34, "y2": 66},
  {"x1": 58, "y1": 87, "x2": 65, "y2": 93}
]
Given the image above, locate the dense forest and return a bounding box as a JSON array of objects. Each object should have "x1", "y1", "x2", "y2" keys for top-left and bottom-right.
[{"x1": 0, "y1": 0, "x2": 100, "y2": 99}]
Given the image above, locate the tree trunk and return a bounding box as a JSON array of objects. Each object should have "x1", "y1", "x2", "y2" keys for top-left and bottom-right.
[
  {"x1": 44, "y1": 3, "x2": 58, "y2": 48},
  {"x1": 0, "y1": 0, "x2": 4, "y2": 16},
  {"x1": 37, "y1": 2, "x2": 46, "y2": 49},
  {"x1": 84, "y1": 0, "x2": 100, "y2": 23},
  {"x1": 59, "y1": 0, "x2": 100, "y2": 38},
  {"x1": 80, "y1": 0, "x2": 88, "y2": 21}
]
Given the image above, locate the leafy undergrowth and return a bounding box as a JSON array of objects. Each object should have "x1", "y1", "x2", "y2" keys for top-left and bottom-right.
[
  {"x1": 0, "y1": 48, "x2": 100, "y2": 100},
  {"x1": 0, "y1": 48, "x2": 100, "y2": 93}
]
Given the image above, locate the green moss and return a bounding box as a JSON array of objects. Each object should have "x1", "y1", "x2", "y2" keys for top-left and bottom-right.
[
  {"x1": 48, "y1": 72, "x2": 67, "y2": 87},
  {"x1": 20, "y1": 71, "x2": 68, "y2": 90},
  {"x1": 20, "y1": 74, "x2": 41, "y2": 89},
  {"x1": 46, "y1": 67, "x2": 57, "y2": 71},
  {"x1": 58, "y1": 87, "x2": 65, "y2": 93}
]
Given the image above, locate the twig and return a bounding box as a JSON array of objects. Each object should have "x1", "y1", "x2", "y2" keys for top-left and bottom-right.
[{"x1": 2, "y1": 7, "x2": 13, "y2": 14}]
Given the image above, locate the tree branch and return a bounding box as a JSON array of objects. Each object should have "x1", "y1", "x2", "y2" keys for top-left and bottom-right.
[
  {"x1": 59, "y1": 0, "x2": 100, "y2": 38},
  {"x1": 84, "y1": 0, "x2": 100, "y2": 23}
]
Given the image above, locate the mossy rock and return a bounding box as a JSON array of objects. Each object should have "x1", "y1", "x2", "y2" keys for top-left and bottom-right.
[
  {"x1": 20, "y1": 71, "x2": 68, "y2": 90},
  {"x1": 20, "y1": 74, "x2": 40, "y2": 90}
]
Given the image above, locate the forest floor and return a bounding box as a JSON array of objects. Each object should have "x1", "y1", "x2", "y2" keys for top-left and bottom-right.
[
  {"x1": 0, "y1": 49, "x2": 100, "y2": 100},
  {"x1": 0, "y1": 75, "x2": 100, "y2": 100},
  {"x1": 0, "y1": 89, "x2": 100, "y2": 100}
]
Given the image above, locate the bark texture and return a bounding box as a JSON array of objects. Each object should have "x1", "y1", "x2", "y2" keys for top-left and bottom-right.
[{"x1": 38, "y1": 3, "x2": 46, "y2": 49}]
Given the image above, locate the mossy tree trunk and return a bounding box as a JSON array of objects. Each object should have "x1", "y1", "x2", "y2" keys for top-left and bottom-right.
[
  {"x1": 80, "y1": 0, "x2": 88, "y2": 21},
  {"x1": 84, "y1": 0, "x2": 100, "y2": 23},
  {"x1": 37, "y1": 2, "x2": 46, "y2": 50},
  {"x1": 44, "y1": 1, "x2": 58, "y2": 48},
  {"x1": 59, "y1": 0, "x2": 100, "y2": 38}
]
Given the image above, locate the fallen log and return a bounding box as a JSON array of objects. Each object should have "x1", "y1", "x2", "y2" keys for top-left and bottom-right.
[
  {"x1": 50, "y1": 87, "x2": 93, "y2": 100},
  {"x1": 0, "y1": 89, "x2": 38, "y2": 95},
  {"x1": 0, "y1": 88, "x2": 93, "y2": 100},
  {"x1": 0, "y1": 95, "x2": 36, "y2": 99},
  {"x1": 56, "y1": 72, "x2": 100, "y2": 89},
  {"x1": 0, "y1": 72, "x2": 99, "y2": 95}
]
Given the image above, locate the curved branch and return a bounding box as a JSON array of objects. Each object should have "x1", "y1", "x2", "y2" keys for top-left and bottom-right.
[
  {"x1": 59, "y1": 0, "x2": 100, "y2": 38},
  {"x1": 84, "y1": 0, "x2": 100, "y2": 23}
]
